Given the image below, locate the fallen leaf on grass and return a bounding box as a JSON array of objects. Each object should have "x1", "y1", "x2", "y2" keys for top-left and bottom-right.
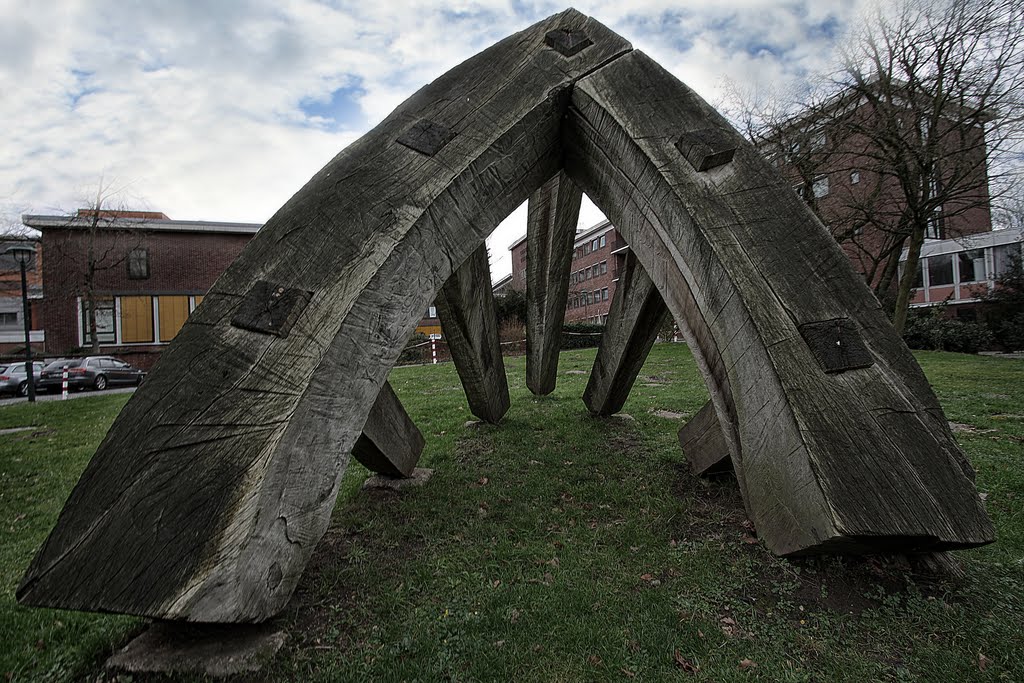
[
  {"x1": 621, "y1": 668, "x2": 636, "y2": 678},
  {"x1": 739, "y1": 658, "x2": 757, "y2": 670},
  {"x1": 588, "y1": 654, "x2": 603, "y2": 667},
  {"x1": 640, "y1": 573, "x2": 654, "y2": 581},
  {"x1": 979, "y1": 652, "x2": 991, "y2": 671},
  {"x1": 674, "y1": 650, "x2": 699, "y2": 673},
  {"x1": 740, "y1": 534, "x2": 759, "y2": 545}
]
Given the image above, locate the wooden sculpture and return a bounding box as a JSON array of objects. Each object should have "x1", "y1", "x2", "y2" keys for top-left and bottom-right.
[{"x1": 19, "y1": 9, "x2": 992, "y2": 624}]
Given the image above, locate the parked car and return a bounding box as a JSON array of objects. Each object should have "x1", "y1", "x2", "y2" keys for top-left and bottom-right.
[
  {"x1": 38, "y1": 356, "x2": 145, "y2": 393},
  {"x1": 0, "y1": 361, "x2": 47, "y2": 397}
]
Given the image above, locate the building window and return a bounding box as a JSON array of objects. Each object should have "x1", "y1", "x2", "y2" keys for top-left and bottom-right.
[
  {"x1": 600, "y1": 261, "x2": 607, "y2": 274},
  {"x1": 926, "y1": 211, "x2": 945, "y2": 240},
  {"x1": 850, "y1": 170, "x2": 860, "y2": 184},
  {"x1": 810, "y1": 130, "x2": 826, "y2": 150},
  {"x1": 602, "y1": 287, "x2": 608, "y2": 301},
  {"x1": 993, "y1": 244, "x2": 1019, "y2": 276},
  {"x1": 120, "y1": 296, "x2": 154, "y2": 343},
  {"x1": 584, "y1": 244, "x2": 590, "y2": 255},
  {"x1": 81, "y1": 298, "x2": 116, "y2": 345},
  {"x1": 927, "y1": 254, "x2": 954, "y2": 286},
  {"x1": 158, "y1": 296, "x2": 190, "y2": 342},
  {"x1": 958, "y1": 250, "x2": 984, "y2": 283},
  {"x1": 812, "y1": 176, "x2": 830, "y2": 198},
  {"x1": 0, "y1": 311, "x2": 18, "y2": 329},
  {"x1": 427, "y1": 305, "x2": 437, "y2": 318},
  {"x1": 592, "y1": 239, "x2": 599, "y2": 251},
  {"x1": 128, "y1": 248, "x2": 149, "y2": 279},
  {"x1": 586, "y1": 267, "x2": 592, "y2": 280},
  {"x1": 600, "y1": 235, "x2": 606, "y2": 248}
]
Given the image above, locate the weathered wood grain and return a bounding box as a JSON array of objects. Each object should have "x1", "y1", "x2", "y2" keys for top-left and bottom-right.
[
  {"x1": 351, "y1": 381, "x2": 425, "y2": 477},
  {"x1": 678, "y1": 400, "x2": 732, "y2": 476},
  {"x1": 564, "y1": 49, "x2": 993, "y2": 555},
  {"x1": 435, "y1": 244, "x2": 510, "y2": 423},
  {"x1": 583, "y1": 250, "x2": 668, "y2": 415},
  {"x1": 17, "y1": 10, "x2": 633, "y2": 622},
  {"x1": 526, "y1": 172, "x2": 583, "y2": 395}
]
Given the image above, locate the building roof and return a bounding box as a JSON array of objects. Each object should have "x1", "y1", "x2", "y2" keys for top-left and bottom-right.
[
  {"x1": 23, "y1": 213, "x2": 263, "y2": 235},
  {"x1": 508, "y1": 218, "x2": 614, "y2": 252},
  {"x1": 901, "y1": 227, "x2": 1024, "y2": 260}
]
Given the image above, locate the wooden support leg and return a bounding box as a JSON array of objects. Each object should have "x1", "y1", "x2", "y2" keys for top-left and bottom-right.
[
  {"x1": 351, "y1": 381, "x2": 425, "y2": 478},
  {"x1": 435, "y1": 244, "x2": 510, "y2": 424},
  {"x1": 678, "y1": 400, "x2": 732, "y2": 476},
  {"x1": 526, "y1": 171, "x2": 583, "y2": 395},
  {"x1": 583, "y1": 250, "x2": 669, "y2": 415}
]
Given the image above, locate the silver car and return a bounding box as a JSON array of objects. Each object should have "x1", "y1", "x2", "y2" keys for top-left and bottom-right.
[{"x1": 0, "y1": 361, "x2": 47, "y2": 397}]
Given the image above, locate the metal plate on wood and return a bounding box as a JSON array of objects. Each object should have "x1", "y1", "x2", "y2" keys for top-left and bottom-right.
[
  {"x1": 799, "y1": 318, "x2": 874, "y2": 374},
  {"x1": 675, "y1": 128, "x2": 737, "y2": 172},
  {"x1": 544, "y1": 28, "x2": 593, "y2": 57},
  {"x1": 231, "y1": 280, "x2": 312, "y2": 338},
  {"x1": 396, "y1": 119, "x2": 455, "y2": 157}
]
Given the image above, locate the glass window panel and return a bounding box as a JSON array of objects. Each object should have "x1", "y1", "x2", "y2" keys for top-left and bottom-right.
[
  {"x1": 158, "y1": 295, "x2": 190, "y2": 342},
  {"x1": 928, "y1": 254, "x2": 954, "y2": 286},
  {"x1": 119, "y1": 296, "x2": 153, "y2": 343}
]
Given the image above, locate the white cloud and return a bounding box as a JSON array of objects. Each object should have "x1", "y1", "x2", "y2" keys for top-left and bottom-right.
[{"x1": 0, "y1": 0, "x2": 870, "y2": 278}]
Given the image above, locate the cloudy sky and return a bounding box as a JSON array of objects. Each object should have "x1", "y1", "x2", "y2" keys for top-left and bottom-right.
[{"x1": 0, "y1": 0, "x2": 868, "y2": 279}]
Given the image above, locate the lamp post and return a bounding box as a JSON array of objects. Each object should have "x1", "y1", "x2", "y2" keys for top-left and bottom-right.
[{"x1": 5, "y1": 245, "x2": 37, "y2": 402}]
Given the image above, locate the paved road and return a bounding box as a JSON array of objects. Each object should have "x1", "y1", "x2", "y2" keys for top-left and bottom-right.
[{"x1": 0, "y1": 386, "x2": 136, "y2": 407}]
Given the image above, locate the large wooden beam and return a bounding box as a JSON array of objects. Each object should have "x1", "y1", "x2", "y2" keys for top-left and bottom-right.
[
  {"x1": 526, "y1": 171, "x2": 583, "y2": 395},
  {"x1": 435, "y1": 244, "x2": 510, "y2": 423},
  {"x1": 583, "y1": 250, "x2": 669, "y2": 415},
  {"x1": 564, "y1": 49, "x2": 993, "y2": 555},
  {"x1": 17, "y1": 10, "x2": 633, "y2": 622},
  {"x1": 351, "y1": 382, "x2": 425, "y2": 477},
  {"x1": 678, "y1": 400, "x2": 731, "y2": 476}
]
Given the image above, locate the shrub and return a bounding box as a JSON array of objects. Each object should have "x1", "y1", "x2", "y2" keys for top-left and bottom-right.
[
  {"x1": 398, "y1": 332, "x2": 429, "y2": 364},
  {"x1": 561, "y1": 322, "x2": 604, "y2": 350},
  {"x1": 903, "y1": 309, "x2": 993, "y2": 354}
]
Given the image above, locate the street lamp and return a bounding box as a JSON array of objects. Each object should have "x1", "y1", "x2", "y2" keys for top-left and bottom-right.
[{"x1": 5, "y1": 244, "x2": 36, "y2": 402}]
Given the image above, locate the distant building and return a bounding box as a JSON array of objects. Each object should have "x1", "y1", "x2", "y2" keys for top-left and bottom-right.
[
  {"x1": 901, "y1": 227, "x2": 1024, "y2": 319},
  {"x1": 23, "y1": 211, "x2": 258, "y2": 368},
  {"x1": 765, "y1": 85, "x2": 993, "y2": 289},
  {"x1": 507, "y1": 219, "x2": 627, "y2": 325},
  {"x1": 22, "y1": 209, "x2": 446, "y2": 367}
]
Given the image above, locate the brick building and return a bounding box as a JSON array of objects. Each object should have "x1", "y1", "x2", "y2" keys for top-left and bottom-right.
[
  {"x1": 901, "y1": 227, "x2": 1024, "y2": 319},
  {"x1": 508, "y1": 219, "x2": 628, "y2": 325},
  {"x1": 21, "y1": 209, "x2": 445, "y2": 367},
  {"x1": 23, "y1": 211, "x2": 258, "y2": 368},
  {"x1": 0, "y1": 236, "x2": 44, "y2": 354}
]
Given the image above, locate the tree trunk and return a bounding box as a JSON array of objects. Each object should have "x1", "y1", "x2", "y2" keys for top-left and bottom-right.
[{"x1": 891, "y1": 224, "x2": 926, "y2": 335}]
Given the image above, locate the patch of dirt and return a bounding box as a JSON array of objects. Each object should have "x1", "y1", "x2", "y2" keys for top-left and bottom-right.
[
  {"x1": 669, "y1": 465, "x2": 955, "y2": 620},
  {"x1": 282, "y1": 493, "x2": 427, "y2": 659},
  {"x1": 649, "y1": 409, "x2": 687, "y2": 420}
]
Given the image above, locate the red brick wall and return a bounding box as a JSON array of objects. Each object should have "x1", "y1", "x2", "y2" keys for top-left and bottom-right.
[
  {"x1": 41, "y1": 228, "x2": 253, "y2": 355},
  {"x1": 565, "y1": 228, "x2": 622, "y2": 324}
]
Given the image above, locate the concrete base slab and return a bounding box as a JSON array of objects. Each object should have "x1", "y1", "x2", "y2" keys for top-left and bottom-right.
[
  {"x1": 363, "y1": 467, "x2": 435, "y2": 491},
  {"x1": 105, "y1": 620, "x2": 286, "y2": 677}
]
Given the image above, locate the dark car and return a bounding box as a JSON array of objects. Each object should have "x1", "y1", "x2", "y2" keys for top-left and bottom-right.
[
  {"x1": 0, "y1": 361, "x2": 47, "y2": 396},
  {"x1": 38, "y1": 356, "x2": 145, "y2": 393}
]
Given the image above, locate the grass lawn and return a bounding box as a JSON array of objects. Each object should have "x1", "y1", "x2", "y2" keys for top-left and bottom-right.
[{"x1": 1, "y1": 344, "x2": 1022, "y2": 681}]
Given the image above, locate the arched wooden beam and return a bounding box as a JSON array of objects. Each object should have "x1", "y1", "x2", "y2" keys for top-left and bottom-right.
[
  {"x1": 563, "y1": 49, "x2": 993, "y2": 555},
  {"x1": 583, "y1": 249, "x2": 669, "y2": 416},
  {"x1": 435, "y1": 244, "x2": 510, "y2": 424},
  {"x1": 17, "y1": 10, "x2": 633, "y2": 623},
  {"x1": 526, "y1": 172, "x2": 583, "y2": 395},
  {"x1": 352, "y1": 381, "x2": 425, "y2": 477}
]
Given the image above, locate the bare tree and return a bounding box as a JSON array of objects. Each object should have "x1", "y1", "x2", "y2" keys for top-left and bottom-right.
[
  {"x1": 722, "y1": 0, "x2": 1024, "y2": 333},
  {"x1": 831, "y1": 0, "x2": 1024, "y2": 332},
  {"x1": 48, "y1": 178, "x2": 151, "y2": 353}
]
